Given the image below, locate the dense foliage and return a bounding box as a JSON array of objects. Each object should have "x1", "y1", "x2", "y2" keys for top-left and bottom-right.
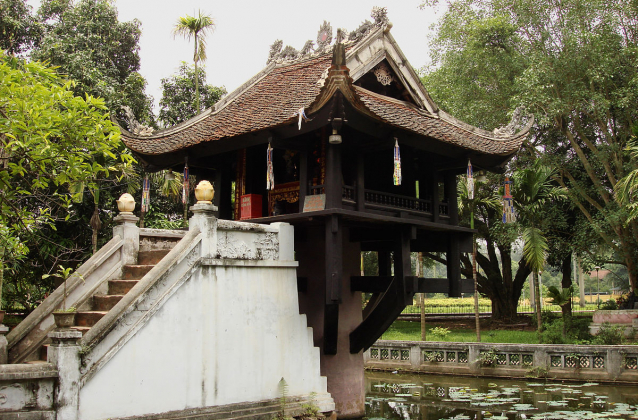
[
  {"x1": 0, "y1": 54, "x2": 134, "y2": 311},
  {"x1": 158, "y1": 62, "x2": 226, "y2": 126},
  {"x1": 421, "y1": 0, "x2": 638, "y2": 316},
  {"x1": 32, "y1": 0, "x2": 155, "y2": 128}
]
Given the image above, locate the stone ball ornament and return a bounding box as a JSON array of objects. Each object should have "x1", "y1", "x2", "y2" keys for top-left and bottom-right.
[
  {"x1": 116, "y1": 193, "x2": 136, "y2": 213},
  {"x1": 195, "y1": 180, "x2": 215, "y2": 203}
]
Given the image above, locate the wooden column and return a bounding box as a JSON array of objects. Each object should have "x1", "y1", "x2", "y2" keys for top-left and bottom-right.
[
  {"x1": 432, "y1": 171, "x2": 440, "y2": 223},
  {"x1": 356, "y1": 153, "x2": 365, "y2": 212},
  {"x1": 299, "y1": 150, "x2": 308, "y2": 213},
  {"x1": 325, "y1": 141, "x2": 342, "y2": 209},
  {"x1": 445, "y1": 171, "x2": 459, "y2": 225},
  {"x1": 324, "y1": 214, "x2": 342, "y2": 355},
  {"x1": 447, "y1": 234, "x2": 461, "y2": 297}
]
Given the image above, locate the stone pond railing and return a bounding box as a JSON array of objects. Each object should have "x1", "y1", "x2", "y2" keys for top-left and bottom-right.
[{"x1": 365, "y1": 340, "x2": 638, "y2": 383}]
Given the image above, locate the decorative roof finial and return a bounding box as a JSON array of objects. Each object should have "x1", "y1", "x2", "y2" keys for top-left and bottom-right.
[
  {"x1": 316, "y1": 21, "x2": 333, "y2": 53},
  {"x1": 267, "y1": 40, "x2": 283, "y2": 64},
  {"x1": 371, "y1": 6, "x2": 389, "y2": 27}
]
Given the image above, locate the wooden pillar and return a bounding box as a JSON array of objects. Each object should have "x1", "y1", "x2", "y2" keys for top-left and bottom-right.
[
  {"x1": 324, "y1": 214, "x2": 342, "y2": 355},
  {"x1": 218, "y1": 163, "x2": 233, "y2": 220},
  {"x1": 447, "y1": 234, "x2": 461, "y2": 297},
  {"x1": 445, "y1": 171, "x2": 459, "y2": 224},
  {"x1": 356, "y1": 154, "x2": 365, "y2": 212},
  {"x1": 325, "y1": 142, "x2": 342, "y2": 209},
  {"x1": 299, "y1": 150, "x2": 308, "y2": 213},
  {"x1": 432, "y1": 171, "x2": 440, "y2": 223}
]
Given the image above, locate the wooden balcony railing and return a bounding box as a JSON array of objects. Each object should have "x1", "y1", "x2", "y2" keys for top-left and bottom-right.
[{"x1": 364, "y1": 189, "x2": 432, "y2": 214}]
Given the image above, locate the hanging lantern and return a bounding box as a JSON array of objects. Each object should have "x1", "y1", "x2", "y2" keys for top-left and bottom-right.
[
  {"x1": 393, "y1": 138, "x2": 402, "y2": 186},
  {"x1": 182, "y1": 164, "x2": 189, "y2": 205},
  {"x1": 266, "y1": 143, "x2": 275, "y2": 190},
  {"x1": 467, "y1": 159, "x2": 474, "y2": 200},
  {"x1": 141, "y1": 176, "x2": 150, "y2": 213},
  {"x1": 502, "y1": 177, "x2": 516, "y2": 223}
]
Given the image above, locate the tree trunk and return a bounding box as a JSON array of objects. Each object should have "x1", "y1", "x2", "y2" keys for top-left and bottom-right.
[
  {"x1": 575, "y1": 255, "x2": 586, "y2": 307},
  {"x1": 561, "y1": 254, "x2": 573, "y2": 319},
  {"x1": 533, "y1": 271, "x2": 542, "y2": 337}
]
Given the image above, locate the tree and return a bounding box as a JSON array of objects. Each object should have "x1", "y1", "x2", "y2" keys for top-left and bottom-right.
[
  {"x1": 421, "y1": 0, "x2": 638, "y2": 293},
  {"x1": 172, "y1": 10, "x2": 215, "y2": 114},
  {"x1": 158, "y1": 62, "x2": 226, "y2": 126},
  {"x1": 0, "y1": 0, "x2": 42, "y2": 55},
  {"x1": 0, "y1": 53, "x2": 134, "y2": 311},
  {"x1": 32, "y1": 0, "x2": 154, "y2": 127}
]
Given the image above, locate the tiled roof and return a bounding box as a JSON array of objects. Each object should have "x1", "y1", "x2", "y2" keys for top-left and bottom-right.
[
  {"x1": 122, "y1": 55, "x2": 332, "y2": 155},
  {"x1": 353, "y1": 88, "x2": 525, "y2": 155},
  {"x1": 121, "y1": 50, "x2": 527, "y2": 158}
]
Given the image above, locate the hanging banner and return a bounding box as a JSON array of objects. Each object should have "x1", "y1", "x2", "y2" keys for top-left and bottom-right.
[
  {"x1": 467, "y1": 159, "x2": 474, "y2": 200},
  {"x1": 393, "y1": 138, "x2": 402, "y2": 186},
  {"x1": 141, "y1": 176, "x2": 150, "y2": 212},
  {"x1": 502, "y1": 177, "x2": 516, "y2": 223},
  {"x1": 182, "y1": 165, "x2": 189, "y2": 205},
  {"x1": 266, "y1": 143, "x2": 275, "y2": 190}
]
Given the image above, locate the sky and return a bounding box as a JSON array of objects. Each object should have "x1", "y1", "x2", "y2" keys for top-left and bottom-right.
[{"x1": 27, "y1": 0, "x2": 442, "y2": 113}]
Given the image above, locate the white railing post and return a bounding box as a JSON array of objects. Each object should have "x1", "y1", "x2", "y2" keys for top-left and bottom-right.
[
  {"x1": 48, "y1": 329, "x2": 82, "y2": 420},
  {"x1": 113, "y1": 193, "x2": 139, "y2": 266}
]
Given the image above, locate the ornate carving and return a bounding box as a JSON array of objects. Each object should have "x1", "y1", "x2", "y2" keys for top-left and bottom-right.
[
  {"x1": 217, "y1": 232, "x2": 255, "y2": 259},
  {"x1": 335, "y1": 28, "x2": 347, "y2": 44},
  {"x1": 371, "y1": 6, "x2": 389, "y2": 27},
  {"x1": 255, "y1": 232, "x2": 279, "y2": 260},
  {"x1": 349, "y1": 20, "x2": 373, "y2": 43},
  {"x1": 316, "y1": 21, "x2": 333, "y2": 52},
  {"x1": 300, "y1": 40, "x2": 314, "y2": 55},
  {"x1": 267, "y1": 39, "x2": 283, "y2": 64},
  {"x1": 280, "y1": 45, "x2": 299, "y2": 61},
  {"x1": 373, "y1": 63, "x2": 394, "y2": 86},
  {"x1": 122, "y1": 106, "x2": 153, "y2": 136},
  {"x1": 316, "y1": 67, "x2": 330, "y2": 88},
  {"x1": 493, "y1": 107, "x2": 530, "y2": 138}
]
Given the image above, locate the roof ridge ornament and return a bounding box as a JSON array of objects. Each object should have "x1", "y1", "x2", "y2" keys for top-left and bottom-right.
[
  {"x1": 122, "y1": 106, "x2": 153, "y2": 136},
  {"x1": 264, "y1": 8, "x2": 392, "y2": 65},
  {"x1": 492, "y1": 107, "x2": 532, "y2": 138}
]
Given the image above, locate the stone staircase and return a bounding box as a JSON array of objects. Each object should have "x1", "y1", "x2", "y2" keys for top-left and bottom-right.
[{"x1": 37, "y1": 249, "x2": 171, "y2": 362}]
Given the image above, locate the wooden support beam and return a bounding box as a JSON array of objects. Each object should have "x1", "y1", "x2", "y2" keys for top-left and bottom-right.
[
  {"x1": 447, "y1": 234, "x2": 462, "y2": 297},
  {"x1": 350, "y1": 276, "x2": 393, "y2": 293},
  {"x1": 325, "y1": 141, "x2": 342, "y2": 209},
  {"x1": 299, "y1": 150, "x2": 308, "y2": 213},
  {"x1": 445, "y1": 171, "x2": 459, "y2": 225},
  {"x1": 324, "y1": 214, "x2": 342, "y2": 355},
  {"x1": 324, "y1": 303, "x2": 339, "y2": 355},
  {"x1": 356, "y1": 154, "x2": 365, "y2": 212},
  {"x1": 349, "y1": 227, "x2": 415, "y2": 353}
]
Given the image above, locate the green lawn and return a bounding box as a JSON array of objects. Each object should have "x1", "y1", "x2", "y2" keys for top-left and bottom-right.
[{"x1": 380, "y1": 321, "x2": 538, "y2": 343}]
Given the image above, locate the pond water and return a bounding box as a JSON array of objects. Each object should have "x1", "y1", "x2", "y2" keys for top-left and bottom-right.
[{"x1": 365, "y1": 371, "x2": 638, "y2": 420}]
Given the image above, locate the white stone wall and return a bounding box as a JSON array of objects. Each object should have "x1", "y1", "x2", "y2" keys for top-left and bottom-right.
[{"x1": 78, "y1": 219, "x2": 331, "y2": 420}]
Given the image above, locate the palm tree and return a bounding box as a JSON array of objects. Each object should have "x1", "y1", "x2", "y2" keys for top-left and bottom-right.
[
  {"x1": 173, "y1": 10, "x2": 215, "y2": 114},
  {"x1": 513, "y1": 162, "x2": 566, "y2": 338}
]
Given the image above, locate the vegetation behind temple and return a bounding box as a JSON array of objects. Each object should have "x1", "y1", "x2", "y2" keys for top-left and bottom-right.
[
  {"x1": 0, "y1": 0, "x2": 636, "y2": 319},
  {"x1": 419, "y1": 0, "x2": 638, "y2": 317}
]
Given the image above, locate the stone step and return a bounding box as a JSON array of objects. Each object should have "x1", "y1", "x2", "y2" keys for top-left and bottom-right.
[
  {"x1": 71, "y1": 326, "x2": 90, "y2": 335},
  {"x1": 93, "y1": 295, "x2": 123, "y2": 311},
  {"x1": 138, "y1": 249, "x2": 171, "y2": 265},
  {"x1": 25, "y1": 360, "x2": 49, "y2": 365},
  {"x1": 108, "y1": 279, "x2": 138, "y2": 295},
  {"x1": 75, "y1": 311, "x2": 108, "y2": 327},
  {"x1": 123, "y1": 265, "x2": 154, "y2": 280}
]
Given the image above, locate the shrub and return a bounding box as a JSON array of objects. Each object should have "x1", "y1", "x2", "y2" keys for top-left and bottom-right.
[
  {"x1": 430, "y1": 327, "x2": 451, "y2": 339},
  {"x1": 592, "y1": 322, "x2": 625, "y2": 345},
  {"x1": 600, "y1": 299, "x2": 618, "y2": 310}
]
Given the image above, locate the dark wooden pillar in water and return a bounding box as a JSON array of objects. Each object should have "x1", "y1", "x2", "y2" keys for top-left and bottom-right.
[
  {"x1": 296, "y1": 225, "x2": 364, "y2": 419},
  {"x1": 324, "y1": 214, "x2": 342, "y2": 354}
]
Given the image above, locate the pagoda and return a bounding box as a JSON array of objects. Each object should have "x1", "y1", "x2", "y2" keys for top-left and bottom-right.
[{"x1": 121, "y1": 9, "x2": 530, "y2": 417}]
